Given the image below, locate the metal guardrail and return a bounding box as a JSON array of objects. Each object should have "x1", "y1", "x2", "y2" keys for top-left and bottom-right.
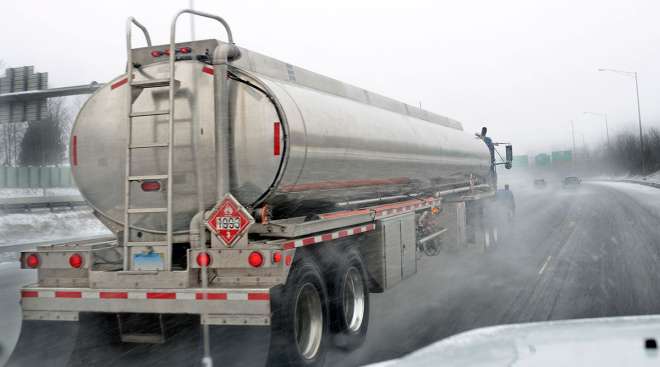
[
  {"x1": 0, "y1": 166, "x2": 75, "y2": 188},
  {"x1": 0, "y1": 82, "x2": 103, "y2": 103},
  {"x1": 589, "y1": 178, "x2": 660, "y2": 189},
  {"x1": 0, "y1": 234, "x2": 115, "y2": 254},
  {"x1": 0, "y1": 195, "x2": 87, "y2": 213},
  {"x1": 615, "y1": 179, "x2": 660, "y2": 189}
]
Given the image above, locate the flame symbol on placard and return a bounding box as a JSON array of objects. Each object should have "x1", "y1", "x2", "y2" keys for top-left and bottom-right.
[{"x1": 224, "y1": 206, "x2": 234, "y2": 215}]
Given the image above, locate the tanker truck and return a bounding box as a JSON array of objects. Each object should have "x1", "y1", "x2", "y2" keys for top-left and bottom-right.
[{"x1": 9, "y1": 9, "x2": 513, "y2": 367}]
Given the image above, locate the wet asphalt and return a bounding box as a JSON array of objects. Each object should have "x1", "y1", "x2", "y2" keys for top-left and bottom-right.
[{"x1": 3, "y1": 181, "x2": 660, "y2": 366}]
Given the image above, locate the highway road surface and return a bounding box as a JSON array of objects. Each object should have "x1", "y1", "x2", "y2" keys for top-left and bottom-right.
[{"x1": 3, "y1": 180, "x2": 660, "y2": 366}]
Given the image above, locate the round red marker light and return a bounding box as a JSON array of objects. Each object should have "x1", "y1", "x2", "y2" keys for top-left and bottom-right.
[
  {"x1": 26, "y1": 254, "x2": 39, "y2": 268},
  {"x1": 196, "y1": 252, "x2": 212, "y2": 267},
  {"x1": 272, "y1": 251, "x2": 282, "y2": 263},
  {"x1": 150, "y1": 50, "x2": 162, "y2": 57},
  {"x1": 248, "y1": 251, "x2": 263, "y2": 268},
  {"x1": 69, "y1": 253, "x2": 83, "y2": 268}
]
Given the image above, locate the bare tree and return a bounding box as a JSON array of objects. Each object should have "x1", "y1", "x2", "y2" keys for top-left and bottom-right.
[{"x1": 18, "y1": 98, "x2": 70, "y2": 166}]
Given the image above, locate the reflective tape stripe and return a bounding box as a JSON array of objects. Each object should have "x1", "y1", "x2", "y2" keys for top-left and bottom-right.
[
  {"x1": 72, "y1": 135, "x2": 78, "y2": 166},
  {"x1": 55, "y1": 291, "x2": 81, "y2": 298},
  {"x1": 273, "y1": 122, "x2": 281, "y2": 156},
  {"x1": 175, "y1": 292, "x2": 196, "y2": 300},
  {"x1": 82, "y1": 291, "x2": 99, "y2": 299},
  {"x1": 22, "y1": 290, "x2": 269, "y2": 302},
  {"x1": 99, "y1": 292, "x2": 128, "y2": 299},
  {"x1": 281, "y1": 223, "x2": 375, "y2": 250},
  {"x1": 302, "y1": 237, "x2": 316, "y2": 246},
  {"x1": 227, "y1": 293, "x2": 248, "y2": 301},
  {"x1": 40, "y1": 291, "x2": 55, "y2": 298},
  {"x1": 146, "y1": 292, "x2": 176, "y2": 300},
  {"x1": 110, "y1": 77, "x2": 128, "y2": 90},
  {"x1": 202, "y1": 66, "x2": 214, "y2": 75},
  {"x1": 196, "y1": 292, "x2": 227, "y2": 300},
  {"x1": 248, "y1": 293, "x2": 270, "y2": 301}
]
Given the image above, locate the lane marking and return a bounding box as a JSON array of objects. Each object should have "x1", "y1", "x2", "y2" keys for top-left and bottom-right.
[{"x1": 538, "y1": 255, "x2": 552, "y2": 275}]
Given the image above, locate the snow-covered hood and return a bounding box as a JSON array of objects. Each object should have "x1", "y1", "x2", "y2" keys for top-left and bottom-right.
[{"x1": 369, "y1": 315, "x2": 660, "y2": 366}]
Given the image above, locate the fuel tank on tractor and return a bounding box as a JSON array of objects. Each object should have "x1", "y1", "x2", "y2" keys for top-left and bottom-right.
[{"x1": 70, "y1": 40, "x2": 490, "y2": 235}]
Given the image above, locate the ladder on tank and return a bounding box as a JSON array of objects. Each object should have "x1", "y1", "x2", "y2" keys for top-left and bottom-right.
[
  {"x1": 121, "y1": 11, "x2": 237, "y2": 272},
  {"x1": 122, "y1": 18, "x2": 178, "y2": 271}
]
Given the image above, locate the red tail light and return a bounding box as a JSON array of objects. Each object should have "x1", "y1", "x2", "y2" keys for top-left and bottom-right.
[
  {"x1": 26, "y1": 254, "x2": 40, "y2": 268},
  {"x1": 150, "y1": 50, "x2": 162, "y2": 57},
  {"x1": 248, "y1": 252, "x2": 263, "y2": 268},
  {"x1": 196, "y1": 252, "x2": 212, "y2": 267},
  {"x1": 272, "y1": 251, "x2": 282, "y2": 263},
  {"x1": 179, "y1": 47, "x2": 191, "y2": 54},
  {"x1": 69, "y1": 253, "x2": 83, "y2": 268},
  {"x1": 141, "y1": 181, "x2": 161, "y2": 191}
]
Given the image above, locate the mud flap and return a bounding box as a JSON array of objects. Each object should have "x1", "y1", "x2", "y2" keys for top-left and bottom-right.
[{"x1": 7, "y1": 314, "x2": 270, "y2": 367}]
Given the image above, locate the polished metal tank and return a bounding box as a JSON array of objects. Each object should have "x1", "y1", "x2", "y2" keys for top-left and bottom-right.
[{"x1": 71, "y1": 40, "x2": 490, "y2": 235}]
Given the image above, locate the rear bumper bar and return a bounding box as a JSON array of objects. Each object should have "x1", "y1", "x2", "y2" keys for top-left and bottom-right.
[{"x1": 20, "y1": 285, "x2": 272, "y2": 326}]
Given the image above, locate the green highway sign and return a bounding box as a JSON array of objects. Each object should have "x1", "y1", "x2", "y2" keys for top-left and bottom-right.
[
  {"x1": 511, "y1": 155, "x2": 529, "y2": 168},
  {"x1": 535, "y1": 153, "x2": 551, "y2": 167},
  {"x1": 551, "y1": 150, "x2": 573, "y2": 163}
]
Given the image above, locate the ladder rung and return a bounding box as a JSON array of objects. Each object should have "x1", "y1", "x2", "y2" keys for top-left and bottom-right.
[
  {"x1": 130, "y1": 110, "x2": 169, "y2": 118},
  {"x1": 130, "y1": 142, "x2": 169, "y2": 149},
  {"x1": 127, "y1": 207, "x2": 167, "y2": 214},
  {"x1": 125, "y1": 241, "x2": 169, "y2": 247},
  {"x1": 128, "y1": 175, "x2": 168, "y2": 181},
  {"x1": 131, "y1": 78, "x2": 179, "y2": 89}
]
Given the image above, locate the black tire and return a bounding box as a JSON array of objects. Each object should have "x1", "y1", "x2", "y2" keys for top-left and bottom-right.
[
  {"x1": 327, "y1": 247, "x2": 370, "y2": 351},
  {"x1": 268, "y1": 254, "x2": 330, "y2": 367}
]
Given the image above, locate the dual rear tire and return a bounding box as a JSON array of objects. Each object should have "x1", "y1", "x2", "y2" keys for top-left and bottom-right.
[
  {"x1": 327, "y1": 248, "x2": 370, "y2": 351},
  {"x1": 268, "y1": 246, "x2": 369, "y2": 367}
]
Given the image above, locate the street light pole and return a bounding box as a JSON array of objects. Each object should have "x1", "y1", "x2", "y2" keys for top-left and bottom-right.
[
  {"x1": 605, "y1": 113, "x2": 610, "y2": 147},
  {"x1": 571, "y1": 120, "x2": 576, "y2": 161},
  {"x1": 633, "y1": 72, "x2": 645, "y2": 174},
  {"x1": 598, "y1": 68, "x2": 645, "y2": 174}
]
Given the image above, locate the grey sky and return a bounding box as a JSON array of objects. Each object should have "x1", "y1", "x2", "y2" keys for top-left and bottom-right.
[{"x1": 1, "y1": 0, "x2": 659, "y2": 154}]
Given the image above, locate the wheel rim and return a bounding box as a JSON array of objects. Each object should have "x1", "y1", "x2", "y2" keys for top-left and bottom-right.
[
  {"x1": 294, "y1": 283, "x2": 323, "y2": 360},
  {"x1": 343, "y1": 267, "x2": 365, "y2": 333}
]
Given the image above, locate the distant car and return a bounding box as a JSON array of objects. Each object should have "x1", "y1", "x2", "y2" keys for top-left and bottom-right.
[
  {"x1": 533, "y1": 179, "x2": 547, "y2": 188},
  {"x1": 563, "y1": 176, "x2": 581, "y2": 188}
]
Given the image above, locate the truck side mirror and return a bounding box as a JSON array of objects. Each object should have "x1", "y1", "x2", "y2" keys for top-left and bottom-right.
[{"x1": 505, "y1": 145, "x2": 513, "y2": 169}]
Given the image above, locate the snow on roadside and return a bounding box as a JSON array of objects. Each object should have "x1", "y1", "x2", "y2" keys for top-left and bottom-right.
[
  {"x1": 0, "y1": 208, "x2": 110, "y2": 247},
  {"x1": 590, "y1": 181, "x2": 660, "y2": 216},
  {"x1": 0, "y1": 187, "x2": 81, "y2": 198},
  {"x1": 592, "y1": 170, "x2": 660, "y2": 186}
]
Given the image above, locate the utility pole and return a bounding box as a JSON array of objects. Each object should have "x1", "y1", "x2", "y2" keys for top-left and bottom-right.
[
  {"x1": 571, "y1": 120, "x2": 576, "y2": 157},
  {"x1": 570, "y1": 120, "x2": 577, "y2": 171},
  {"x1": 598, "y1": 68, "x2": 645, "y2": 174},
  {"x1": 605, "y1": 114, "x2": 610, "y2": 147},
  {"x1": 633, "y1": 72, "x2": 645, "y2": 174}
]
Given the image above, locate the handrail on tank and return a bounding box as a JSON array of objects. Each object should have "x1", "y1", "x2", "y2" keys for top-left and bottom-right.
[
  {"x1": 169, "y1": 12, "x2": 235, "y2": 364},
  {"x1": 125, "y1": 17, "x2": 152, "y2": 73},
  {"x1": 170, "y1": 9, "x2": 235, "y2": 46}
]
